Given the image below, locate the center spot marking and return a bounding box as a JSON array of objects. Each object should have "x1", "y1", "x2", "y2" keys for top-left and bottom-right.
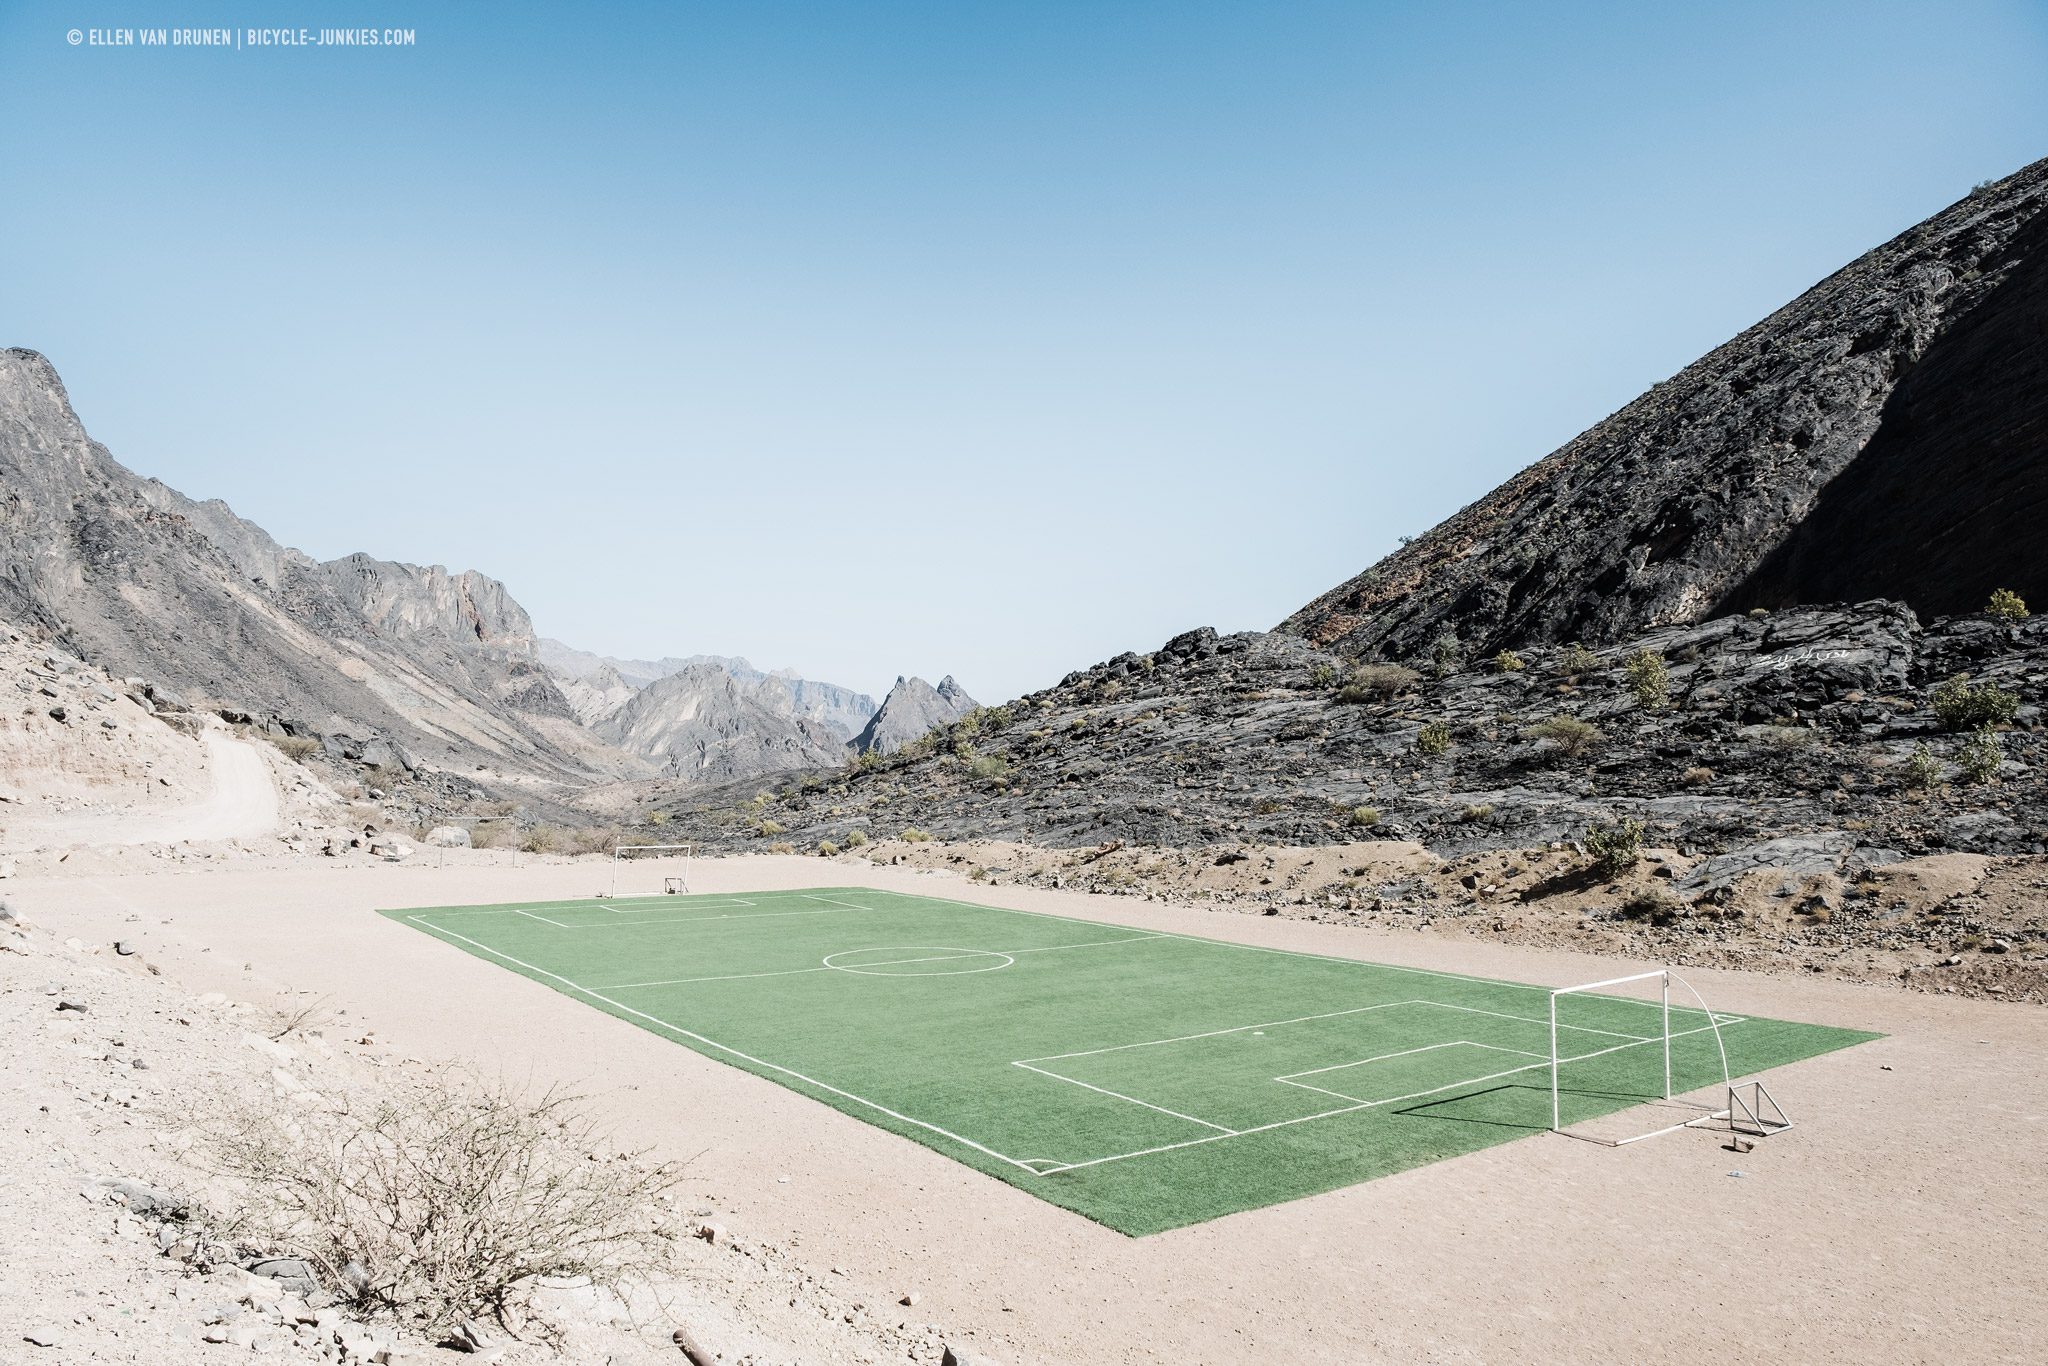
[{"x1": 822, "y1": 946, "x2": 1017, "y2": 977}]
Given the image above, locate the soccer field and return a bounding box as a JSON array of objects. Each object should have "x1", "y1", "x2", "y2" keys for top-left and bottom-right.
[{"x1": 383, "y1": 886, "x2": 1877, "y2": 1235}]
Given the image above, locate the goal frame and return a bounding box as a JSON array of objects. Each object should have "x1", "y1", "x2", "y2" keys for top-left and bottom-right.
[
  {"x1": 608, "y1": 842, "x2": 693, "y2": 898},
  {"x1": 1548, "y1": 968, "x2": 1734, "y2": 1146}
]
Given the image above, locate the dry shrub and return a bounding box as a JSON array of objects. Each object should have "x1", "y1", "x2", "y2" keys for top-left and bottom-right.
[
  {"x1": 521, "y1": 825, "x2": 564, "y2": 854},
  {"x1": 201, "y1": 1071, "x2": 685, "y2": 1339},
  {"x1": 468, "y1": 820, "x2": 509, "y2": 850},
  {"x1": 269, "y1": 734, "x2": 319, "y2": 760}
]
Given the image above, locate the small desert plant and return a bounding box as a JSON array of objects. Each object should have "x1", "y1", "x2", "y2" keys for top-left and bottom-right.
[
  {"x1": 767, "y1": 841, "x2": 795, "y2": 854},
  {"x1": 1459, "y1": 803, "x2": 1494, "y2": 822},
  {"x1": 1415, "y1": 719, "x2": 1453, "y2": 757},
  {"x1": 1960, "y1": 725, "x2": 2004, "y2": 784},
  {"x1": 1492, "y1": 650, "x2": 1526, "y2": 674},
  {"x1": 1931, "y1": 673, "x2": 2020, "y2": 732},
  {"x1": 1307, "y1": 663, "x2": 1338, "y2": 689},
  {"x1": 899, "y1": 827, "x2": 933, "y2": 843},
  {"x1": 1557, "y1": 642, "x2": 1598, "y2": 677},
  {"x1": 200, "y1": 1072, "x2": 685, "y2": 1338},
  {"x1": 521, "y1": 825, "x2": 564, "y2": 854},
  {"x1": 1902, "y1": 743, "x2": 1942, "y2": 791},
  {"x1": 1986, "y1": 588, "x2": 2029, "y2": 620},
  {"x1": 753, "y1": 819, "x2": 785, "y2": 838},
  {"x1": 645, "y1": 809, "x2": 670, "y2": 827},
  {"x1": 364, "y1": 764, "x2": 405, "y2": 792},
  {"x1": 816, "y1": 839, "x2": 839, "y2": 856},
  {"x1": 1524, "y1": 714, "x2": 1602, "y2": 758},
  {"x1": 1756, "y1": 725, "x2": 1815, "y2": 750},
  {"x1": 1617, "y1": 885, "x2": 1681, "y2": 925},
  {"x1": 1349, "y1": 806, "x2": 1381, "y2": 828},
  {"x1": 468, "y1": 820, "x2": 508, "y2": 850},
  {"x1": 1583, "y1": 816, "x2": 1646, "y2": 878},
  {"x1": 844, "y1": 829, "x2": 869, "y2": 848},
  {"x1": 1681, "y1": 765, "x2": 1715, "y2": 786},
  {"x1": 268, "y1": 734, "x2": 319, "y2": 760},
  {"x1": 1625, "y1": 649, "x2": 1670, "y2": 710},
  {"x1": 967, "y1": 753, "x2": 1010, "y2": 785},
  {"x1": 1336, "y1": 663, "x2": 1420, "y2": 704},
  {"x1": 1429, "y1": 632, "x2": 1462, "y2": 676}
]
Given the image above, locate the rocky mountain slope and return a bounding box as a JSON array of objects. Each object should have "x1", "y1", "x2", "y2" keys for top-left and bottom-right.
[
  {"x1": 671, "y1": 601, "x2": 2048, "y2": 902},
  {"x1": 852, "y1": 675, "x2": 978, "y2": 754},
  {"x1": 598, "y1": 664, "x2": 847, "y2": 783},
  {"x1": 0, "y1": 349, "x2": 605, "y2": 785},
  {"x1": 1282, "y1": 158, "x2": 2048, "y2": 662}
]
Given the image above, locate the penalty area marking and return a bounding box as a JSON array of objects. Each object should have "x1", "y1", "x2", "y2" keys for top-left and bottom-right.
[{"x1": 403, "y1": 893, "x2": 1753, "y2": 1180}]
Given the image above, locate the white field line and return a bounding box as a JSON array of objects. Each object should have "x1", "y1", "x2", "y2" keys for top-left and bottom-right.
[
  {"x1": 1011, "y1": 1062, "x2": 1238, "y2": 1135},
  {"x1": 1015, "y1": 997, "x2": 1636, "y2": 1067},
  {"x1": 1281, "y1": 1039, "x2": 1548, "y2": 1081},
  {"x1": 405, "y1": 887, "x2": 1759, "y2": 1179},
  {"x1": 403, "y1": 915, "x2": 1045, "y2": 1175},
  {"x1": 859, "y1": 887, "x2": 1726, "y2": 1008},
  {"x1": 1030, "y1": 1016, "x2": 1744, "y2": 1176},
  {"x1": 601, "y1": 897, "x2": 758, "y2": 914},
  {"x1": 594, "y1": 932, "x2": 1168, "y2": 991}
]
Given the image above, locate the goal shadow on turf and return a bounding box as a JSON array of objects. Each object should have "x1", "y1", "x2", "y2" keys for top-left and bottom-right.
[{"x1": 1389, "y1": 1081, "x2": 1680, "y2": 1133}]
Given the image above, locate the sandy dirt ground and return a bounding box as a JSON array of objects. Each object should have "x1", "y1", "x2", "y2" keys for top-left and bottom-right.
[
  {"x1": 3, "y1": 730, "x2": 285, "y2": 853},
  {"x1": 10, "y1": 852, "x2": 2046, "y2": 1365}
]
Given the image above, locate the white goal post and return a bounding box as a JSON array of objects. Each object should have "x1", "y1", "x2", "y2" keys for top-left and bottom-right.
[
  {"x1": 1549, "y1": 968, "x2": 1739, "y2": 1146},
  {"x1": 608, "y1": 843, "x2": 693, "y2": 898}
]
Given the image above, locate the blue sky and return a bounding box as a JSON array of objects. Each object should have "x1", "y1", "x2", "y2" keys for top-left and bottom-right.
[{"x1": 2, "y1": 2, "x2": 2043, "y2": 703}]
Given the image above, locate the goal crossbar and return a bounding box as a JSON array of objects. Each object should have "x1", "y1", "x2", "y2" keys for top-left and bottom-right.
[
  {"x1": 609, "y1": 843, "x2": 693, "y2": 898},
  {"x1": 1549, "y1": 968, "x2": 1735, "y2": 1146}
]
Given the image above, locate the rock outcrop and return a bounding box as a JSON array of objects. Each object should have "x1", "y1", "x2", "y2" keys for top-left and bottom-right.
[
  {"x1": 851, "y1": 676, "x2": 978, "y2": 754},
  {"x1": 1282, "y1": 158, "x2": 2048, "y2": 662},
  {"x1": 542, "y1": 641, "x2": 879, "y2": 742}
]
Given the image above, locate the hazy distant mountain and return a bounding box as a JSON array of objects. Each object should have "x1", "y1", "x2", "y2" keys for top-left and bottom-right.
[
  {"x1": 597, "y1": 663, "x2": 847, "y2": 783},
  {"x1": 540, "y1": 638, "x2": 879, "y2": 741},
  {"x1": 852, "y1": 675, "x2": 978, "y2": 754}
]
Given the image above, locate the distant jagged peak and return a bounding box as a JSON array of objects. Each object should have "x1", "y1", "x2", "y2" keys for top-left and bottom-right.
[{"x1": 852, "y1": 674, "x2": 979, "y2": 754}]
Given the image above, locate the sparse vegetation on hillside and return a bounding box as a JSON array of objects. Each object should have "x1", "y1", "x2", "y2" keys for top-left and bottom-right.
[
  {"x1": 1987, "y1": 588, "x2": 2029, "y2": 620},
  {"x1": 1524, "y1": 714, "x2": 1601, "y2": 758},
  {"x1": 1491, "y1": 650, "x2": 1525, "y2": 674},
  {"x1": 1932, "y1": 674, "x2": 2020, "y2": 732},
  {"x1": 1415, "y1": 719, "x2": 1453, "y2": 757},
  {"x1": 1336, "y1": 663, "x2": 1419, "y2": 704},
  {"x1": 1625, "y1": 649, "x2": 1669, "y2": 710},
  {"x1": 1583, "y1": 816, "x2": 1646, "y2": 877},
  {"x1": 1961, "y1": 726, "x2": 2004, "y2": 784}
]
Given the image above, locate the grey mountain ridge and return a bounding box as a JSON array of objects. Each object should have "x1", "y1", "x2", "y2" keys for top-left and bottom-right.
[
  {"x1": 852, "y1": 675, "x2": 978, "y2": 754},
  {"x1": 0, "y1": 346, "x2": 942, "y2": 795}
]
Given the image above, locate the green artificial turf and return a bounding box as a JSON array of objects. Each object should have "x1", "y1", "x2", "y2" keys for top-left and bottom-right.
[{"x1": 381, "y1": 886, "x2": 1878, "y2": 1235}]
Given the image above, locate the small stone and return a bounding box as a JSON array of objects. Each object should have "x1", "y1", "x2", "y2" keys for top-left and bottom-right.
[
  {"x1": 55, "y1": 999, "x2": 86, "y2": 1014},
  {"x1": 900, "y1": 1291, "x2": 921, "y2": 1307},
  {"x1": 114, "y1": 940, "x2": 136, "y2": 955},
  {"x1": 695, "y1": 1221, "x2": 727, "y2": 1246},
  {"x1": 22, "y1": 1331, "x2": 58, "y2": 1348}
]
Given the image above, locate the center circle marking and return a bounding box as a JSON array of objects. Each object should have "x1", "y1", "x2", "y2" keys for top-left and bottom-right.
[{"x1": 822, "y1": 945, "x2": 1017, "y2": 977}]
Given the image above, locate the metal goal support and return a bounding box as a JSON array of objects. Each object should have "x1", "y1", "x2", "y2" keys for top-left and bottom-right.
[
  {"x1": 1549, "y1": 968, "x2": 1736, "y2": 1147},
  {"x1": 608, "y1": 843, "x2": 693, "y2": 898}
]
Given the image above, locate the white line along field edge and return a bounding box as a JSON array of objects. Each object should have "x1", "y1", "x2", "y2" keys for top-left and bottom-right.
[{"x1": 400, "y1": 891, "x2": 1750, "y2": 1177}]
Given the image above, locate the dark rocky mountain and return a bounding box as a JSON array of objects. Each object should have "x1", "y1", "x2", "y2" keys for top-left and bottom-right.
[
  {"x1": 665, "y1": 160, "x2": 2048, "y2": 880},
  {"x1": 674, "y1": 604, "x2": 2048, "y2": 875},
  {"x1": 0, "y1": 347, "x2": 608, "y2": 783},
  {"x1": 852, "y1": 675, "x2": 978, "y2": 754},
  {"x1": 1282, "y1": 158, "x2": 2048, "y2": 664}
]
